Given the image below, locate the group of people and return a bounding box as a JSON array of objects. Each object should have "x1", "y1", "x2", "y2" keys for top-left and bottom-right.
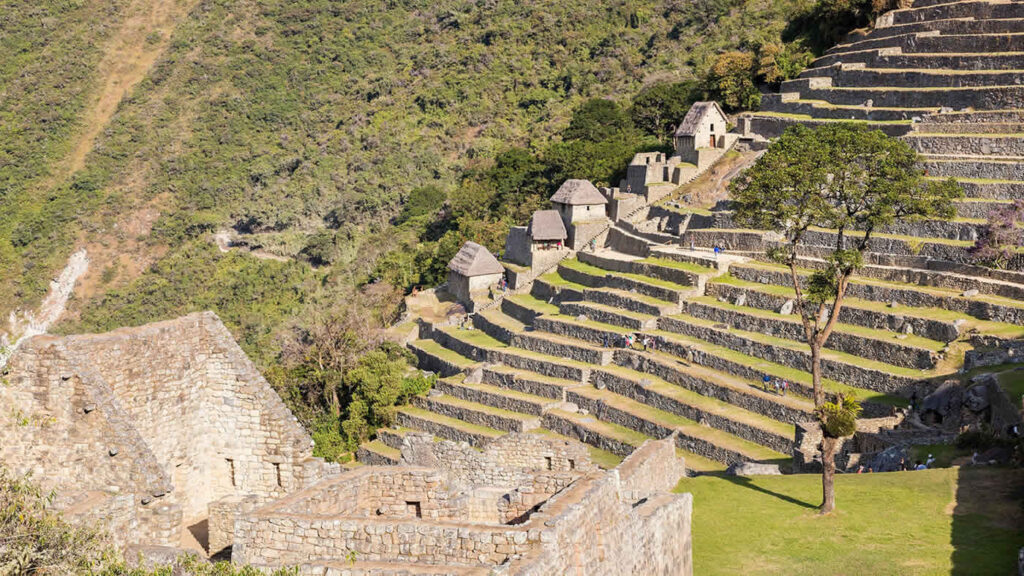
[
  {"x1": 858, "y1": 454, "x2": 936, "y2": 474},
  {"x1": 603, "y1": 333, "x2": 662, "y2": 352},
  {"x1": 760, "y1": 374, "x2": 789, "y2": 396}
]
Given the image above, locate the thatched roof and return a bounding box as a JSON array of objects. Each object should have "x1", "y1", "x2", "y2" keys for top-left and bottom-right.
[
  {"x1": 549, "y1": 179, "x2": 608, "y2": 205},
  {"x1": 675, "y1": 101, "x2": 727, "y2": 137},
  {"x1": 448, "y1": 241, "x2": 504, "y2": 276},
  {"x1": 527, "y1": 210, "x2": 567, "y2": 241}
]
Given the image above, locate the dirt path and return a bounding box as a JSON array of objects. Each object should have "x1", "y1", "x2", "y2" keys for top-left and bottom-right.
[{"x1": 65, "y1": 0, "x2": 195, "y2": 175}]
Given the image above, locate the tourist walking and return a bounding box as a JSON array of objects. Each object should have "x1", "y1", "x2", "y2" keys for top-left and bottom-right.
[
  {"x1": 781, "y1": 380, "x2": 788, "y2": 396},
  {"x1": 762, "y1": 375, "x2": 771, "y2": 392}
]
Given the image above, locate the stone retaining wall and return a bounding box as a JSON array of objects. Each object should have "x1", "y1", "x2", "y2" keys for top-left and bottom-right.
[
  {"x1": 679, "y1": 300, "x2": 938, "y2": 369},
  {"x1": 906, "y1": 134, "x2": 1024, "y2": 157},
  {"x1": 614, "y1": 350, "x2": 813, "y2": 424},
  {"x1": 558, "y1": 263, "x2": 686, "y2": 304},
  {"x1": 413, "y1": 396, "x2": 536, "y2": 433},
  {"x1": 658, "y1": 317, "x2": 920, "y2": 394},
  {"x1": 730, "y1": 264, "x2": 1024, "y2": 325},
  {"x1": 395, "y1": 410, "x2": 496, "y2": 447},
  {"x1": 481, "y1": 368, "x2": 569, "y2": 401},
  {"x1": 566, "y1": 391, "x2": 753, "y2": 465},
  {"x1": 560, "y1": 301, "x2": 655, "y2": 330},
  {"x1": 706, "y1": 282, "x2": 960, "y2": 342},
  {"x1": 589, "y1": 370, "x2": 794, "y2": 453},
  {"x1": 435, "y1": 380, "x2": 549, "y2": 416}
]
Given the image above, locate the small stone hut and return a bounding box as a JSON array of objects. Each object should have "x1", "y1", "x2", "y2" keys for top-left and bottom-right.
[
  {"x1": 550, "y1": 179, "x2": 609, "y2": 226},
  {"x1": 447, "y1": 241, "x2": 505, "y2": 308},
  {"x1": 527, "y1": 209, "x2": 567, "y2": 249},
  {"x1": 674, "y1": 101, "x2": 729, "y2": 161}
]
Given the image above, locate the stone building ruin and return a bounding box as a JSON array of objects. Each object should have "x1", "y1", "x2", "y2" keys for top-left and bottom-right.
[
  {"x1": 226, "y1": 431, "x2": 692, "y2": 575},
  {"x1": 0, "y1": 312, "x2": 337, "y2": 552}
]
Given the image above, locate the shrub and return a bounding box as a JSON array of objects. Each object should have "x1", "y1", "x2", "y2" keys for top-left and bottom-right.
[{"x1": 705, "y1": 51, "x2": 761, "y2": 111}]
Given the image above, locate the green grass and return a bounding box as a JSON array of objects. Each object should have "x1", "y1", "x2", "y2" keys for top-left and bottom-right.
[
  {"x1": 561, "y1": 257, "x2": 691, "y2": 291},
  {"x1": 507, "y1": 293, "x2": 560, "y2": 315},
  {"x1": 639, "y1": 256, "x2": 717, "y2": 276},
  {"x1": 678, "y1": 468, "x2": 1024, "y2": 575},
  {"x1": 411, "y1": 339, "x2": 476, "y2": 368},
  {"x1": 537, "y1": 271, "x2": 587, "y2": 292},
  {"x1": 997, "y1": 367, "x2": 1024, "y2": 404}
]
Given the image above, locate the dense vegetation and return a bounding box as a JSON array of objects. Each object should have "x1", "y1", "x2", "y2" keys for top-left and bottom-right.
[
  {"x1": 0, "y1": 465, "x2": 296, "y2": 575},
  {"x1": 0, "y1": 0, "x2": 895, "y2": 457}
]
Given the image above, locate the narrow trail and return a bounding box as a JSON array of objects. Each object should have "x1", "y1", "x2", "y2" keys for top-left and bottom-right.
[
  {"x1": 1, "y1": 250, "x2": 90, "y2": 369},
  {"x1": 66, "y1": 0, "x2": 196, "y2": 174}
]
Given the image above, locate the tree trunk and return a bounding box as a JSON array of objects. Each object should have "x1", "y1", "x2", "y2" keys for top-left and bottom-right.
[
  {"x1": 810, "y1": 343, "x2": 825, "y2": 409},
  {"x1": 821, "y1": 435, "x2": 839, "y2": 514}
]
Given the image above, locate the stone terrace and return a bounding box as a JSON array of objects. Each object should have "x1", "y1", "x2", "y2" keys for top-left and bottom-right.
[
  {"x1": 744, "y1": 0, "x2": 1024, "y2": 251},
  {"x1": 381, "y1": 222, "x2": 1024, "y2": 474}
]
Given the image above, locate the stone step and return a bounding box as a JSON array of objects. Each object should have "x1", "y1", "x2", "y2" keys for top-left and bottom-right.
[
  {"x1": 588, "y1": 364, "x2": 796, "y2": 454},
  {"x1": 915, "y1": 121, "x2": 1024, "y2": 133},
  {"x1": 678, "y1": 296, "x2": 943, "y2": 370},
  {"x1": 429, "y1": 326, "x2": 592, "y2": 381},
  {"x1": 557, "y1": 258, "x2": 691, "y2": 304},
  {"x1": 355, "y1": 440, "x2": 401, "y2": 466},
  {"x1": 529, "y1": 272, "x2": 586, "y2": 304},
  {"x1": 576, "y1": 250, "x2": 713, "y2": 288},
  {"x1": 920, "y1": 156, "x2": 1024, "y2": 180},
  {"x1": 408, "y1": 339, "x2": 477, "y2": 378},
  {"x1": 480, "y1": 365, "x2": 585, "y2": 401},
  {"x1": 613, "y1": 348, "x2": 815, "y2": 424},
  {"x1": 825, "y1": 31, "x2": 1024, "y2": 56},
  {"x1": 645, "y1": 329, "x2": 905, "y2": 418},
  {"x1": 558, "y1": 300, "x2": 659, "y2": 331},
  {"x1": 565, "y1": 386, "x2": 789, "y2": 465},
  {"x1": 413, "y1": 393, "x2": 541, "y2": 433},
  {"x1": 953, "y1": 198, "x2": 1016, "y2": 218},
  {"x1": 434, "y1": 377, "x2": 560, "y2": 416},
  {"x1": 541, "y1": 409, "x2": 650, "y2": 457},
  {"x1": 905, "y1": 133, "x2": 1024, "y2": 157},
  {"x1": 705, "y1": 276, "x2": 964, "y2": 343},
  {"x1": 801, "y1": 65, "x2": 1024, "y2": 89},
  {"x1": 853, "y1": 15, "x2": 1024, "y2": 38},
  {"x1": 794, "y1": 84, "x2": 1024, "y2": 110},
  {"x1": 582, "y1": 286, "x2": 682, "y2": 316},
  {"x1": 922, "y1": 110, "x2": 1024, "y2": 123},
  {"x1": 728, "y1": 261, "x2": 1024, "y2": 325},
  {"x1": 377, "y1": 427, "x2": 414, "y2": 450},
  {"x1": 502, "y1": 293, "x2": 560, "y2": 325},
  {"x1": 890, "y1": 1, "x2": 1024, "y2": 25},
  {"x1": 814, "y1": 49, "x2": 1024, "y2": 71},
  {"x1": 395, "y1": 405, "x2": 504, "y2": 448},
  {"x1": 657, "y1": 312, "x2": 929, "y2": 395},
  {"x1": 760, "y1": 94, "x2": 936, "y2": 120}
]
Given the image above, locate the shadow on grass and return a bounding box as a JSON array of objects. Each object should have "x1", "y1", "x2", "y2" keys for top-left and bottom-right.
[
  {"x1": 705, "y1": 473, "x2": 818, "y2": 510},
  {"x1": 951, "y1": 466, "x2": 1024, "y2": 576}
]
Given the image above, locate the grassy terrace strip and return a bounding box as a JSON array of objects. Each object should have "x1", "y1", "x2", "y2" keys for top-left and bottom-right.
[
  {"x1": 648, "y1": 329, "x2": 907, "y2": 407},
  {"x1": 358, "y1": 440, "x2": 400, "y2": 460},
  {"x1": 675, "y1": 448, "x2": 727, "y2": 473},
  {"x1": 733, "y1": 259, "x2": 1024, "y2": 311},
  {"x1": 663, "y1": 310, "x2": 935, "y2": 380},
  {"x1": 751, "y1": 111, "x2": 914, "y2": 124},
  {"x1": 543, "y1": 408, "x2": 651, "y2": 455},
  {"x1": 437, "y1": 324, "x2": 596, "y2": 374},
  {"x1": 688, "y1": 295, "x2": 947, "y2": 353},
  {"x1": 430, "y1": 385, "x2": 542, "y2": 421},
  {"x1": 926, "y1": 176, "x2": 1024, "y2": 185},
  {"x1": 584, "y1": 286, "x2": 681, "y2": 312},
  {"x1": 559, "y1": 257, "x2": 694, "y2": 291},
  {"x1": 409, "y1": 339, "x2": 477, "y2": 369},
  {"x1": 638, "y1": 256, "x2": 718, "y2": 276},
  {"x1": 536, "y1": 271, "x2": 587, "y2": 291},
  {"x1": 569, "y1": 385, "x2": 788, "y2": 463},
  {"x1": 416, "y1": 393, "x2": 539, "y2": 432},
  {"x1": 438, "y1": 378, "x2": 556, "y2": 416},
  {"x1": 593, "y1": 362, "x2": 796, "y2": 440},
  {"x1": 620, "y1": 348, "x2": 816, "y2": 416},
  {"x1": 397, "y1": 404, "x2": 504, "y2": 440},
  {"x1": 506, "y1": 293, "x2": 560, "y2": 315},
  {"x1": 537, "y1": 312, "x2": 634, "y2": 335}
]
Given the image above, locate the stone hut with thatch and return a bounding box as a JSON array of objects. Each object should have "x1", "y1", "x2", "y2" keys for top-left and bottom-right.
[
  {"x1": 447, "y1": 241, "x2": 505, "y2": 308},
  {"x1": 550, "y1": 179, "x2": 609, "y2": 226}
]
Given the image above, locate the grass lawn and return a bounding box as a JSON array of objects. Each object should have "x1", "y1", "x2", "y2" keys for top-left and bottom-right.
[{"x1": 677, "y1": 467, "x2": 1024, "y2": 575}]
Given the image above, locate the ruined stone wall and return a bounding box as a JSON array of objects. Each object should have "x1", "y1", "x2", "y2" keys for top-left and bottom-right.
[{"x1": 508, "y1": 436, "x2": 692, "y2": 576}]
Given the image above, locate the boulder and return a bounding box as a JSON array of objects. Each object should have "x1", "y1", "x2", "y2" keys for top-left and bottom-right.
[
  {"x1": 464, "y1": 367, "x2": 484, "y2": 384},
  {"x1": 964, "y1": 380, "x2": 992, "y2": 413},
  {"x1": 921, "y1": 379, "x2": 963, "y2": 424},
  {"x1": 726, "y1": 461, "x2": 782, "y2": 476},
  {"x1": 779, "y1": 300, "x2": 794, "y2": 315},
  {"x1": 863, "y1": 445, "x2": 911, "y2": 473},
  {"x1": 734, "y1": 293, "x2": 747, "y2": 307},
  {"x1": 962, "y1": 289, "x2": 979, "y2": 298}
]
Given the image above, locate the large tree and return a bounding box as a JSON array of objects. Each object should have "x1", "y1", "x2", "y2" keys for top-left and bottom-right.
[{"x1": 730, "y1": 124, "x2": 962, "y2": 513}]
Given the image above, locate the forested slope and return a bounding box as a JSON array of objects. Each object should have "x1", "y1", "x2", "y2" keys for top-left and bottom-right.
[{"x1": 4, "y1": 0, "x2": 887, "y2": 454}]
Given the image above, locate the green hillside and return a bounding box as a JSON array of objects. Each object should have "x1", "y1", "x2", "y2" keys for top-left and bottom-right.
[{"x1": 1, "y1": 0, "x2": 888, "y2": 450}]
